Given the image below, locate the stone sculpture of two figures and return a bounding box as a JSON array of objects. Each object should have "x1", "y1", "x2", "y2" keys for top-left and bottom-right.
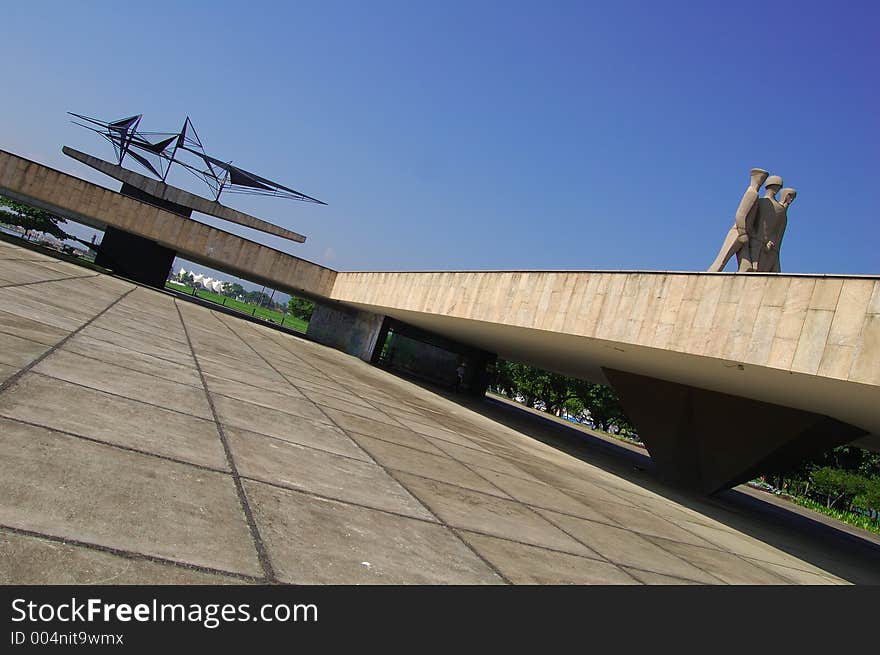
[{"x1": 708, "y1": 168, "x2": 796, "y2": 273}]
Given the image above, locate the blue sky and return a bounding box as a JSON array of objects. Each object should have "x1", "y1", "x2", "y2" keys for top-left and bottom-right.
[{"x1": 3, "y1": 1, "x2": 877, "y2": 274}]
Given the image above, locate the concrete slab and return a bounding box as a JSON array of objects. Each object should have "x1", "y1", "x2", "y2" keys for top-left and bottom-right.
[
  {"x1": 211, "y1": 393, "x2": 368, "y2": 460},
  {"x1": 291, "y1": 380, "x2": 376, "y2": 407},
  {"x1": 739, "y1": 558, "x2": 846, "y2": 585},
  {"x1": 371, "y1": 400, "x2": 450, "y2": 424},
  {"x1": 0, "y1": 530, "x2": 248, "y2": 584},
  {"x1": 12, "y1": 279, "x2": 121, "y2": 318},
  {"x1": 0, "y1": 375, "x2": 228, "y2": 470},
  {"x1": 186, "y1": 338, "x2": 262, "y2": 367},
  {"x1": 33, "y1": 349, "x2": 213, "y2": 419},
  {"x1": 515, "y1": 464, "x2": 641, "y2": 509},
  {"x1": 0, "y1": 259, "x2": 72, "y2": 284},
  {"x1": 0, "y1": 363, "x2": 17, "y2": 384},
  {"x1": 534, "y1": 509, "x2": 722, "y2": 583},
  {"x1": 102, "y1": 305, "x2": 189, "y2": 337},
  {"x1": 342, "y1": 424, "x2": 447, "y2": 457},
  {"x1": 622, "y1": 568, "x2": 701, "y2": 585},
  {"x1": 87, "y1": 317, "x2": 194, "y2": 355},
  {"x1": 0, "y1": 308, "x2": 69, "y2": 346},
  {"x1": 0, "y1": 420, "x2": 261, "y2": 576},
  {"x1": 321, "y1": 407, "x2": 422, "y2": 441},
  {"x1": 0, "y1": 331, "x2": 51, "y2": 368},
  {"x1": 64, "y1": 333, "x2": 203, "y2": 387},
  {"x1": 202, "y1": 370, "x2": 305, "y2": 400},
  {"x1": 0, "y1": 243, "x2": 57, "y2": 261},
  {"x1": 645, "y1": 537, "x2": 796, "y2": 584},
  {"x1": 226, "y1": 427, "x2": 433, "y2": 520},
  {"x1": 206, "y1": 377, "x2": 328, "y2": 424},
  {"x1": 243, "y1": 480, "x2": 502, "y2": 584},
  {"x1": 79, "y1": 324, "x2": 196, "y2": 366},
  {"x1": 301, "y1": 390, "x2": 398, "y2": 423},
  {"x1": 395, "y1": 473, "x2": 596, "y2": 556},
  {"x1": 0, "y1": 287, "x2": 93, "y2": 330},
  {"x1": 427, "y1": 439, "x2": 538, "y2": 480},
  {"x1": 91, "y1": 312, "x2": 190, "y2": 347},
  {"x1": 468, "y1": 467, "x2": 615, "y2": 523},
  {"x1": 196, "y1": 356, "x2": 290, "y2": 390},
  {"x1": 395, "y1": 416, "x2": 493, "y2": 453},
  {"x1": 460, "y1": 531, "x2": 638, "y2": 584},
  {"x1": 350, "y1": 433, "x2": 511, "y2": 498},
  {"x1": 673, "y1": 518, "x2": 837, "y2": 572},
  {"x1": 587, "y1": 502, "x2": 717, "y2": 548},
  {"x1": 204, "y1": 371, "x2": 305, "y2": 401},
  {"x1": 274, "y1": 367, "x2": 347, "y2": 391}
]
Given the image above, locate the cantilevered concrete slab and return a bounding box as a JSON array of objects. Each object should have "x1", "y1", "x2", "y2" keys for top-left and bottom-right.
[{"x1": 1, "y1": 240, "x2": 878, "y2": 584}]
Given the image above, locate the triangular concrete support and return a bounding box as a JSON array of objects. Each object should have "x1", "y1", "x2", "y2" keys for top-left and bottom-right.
[{"x1": 603, "y1": 368, "x2": 867, "y2": 494}]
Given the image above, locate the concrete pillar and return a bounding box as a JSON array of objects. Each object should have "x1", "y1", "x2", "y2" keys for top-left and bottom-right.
[
  {"x1": 603, "y1": 368, "x2": 867, "y2": 494},
  {"x1": 306, "y1": 302, "x2": 386, "y2": 362},
  {"x1": 376, "y1": 318, "x2": 496, "y2": 396},
  {"x1": 94, "y1": 226, "x2": 176, "y2": 289}
]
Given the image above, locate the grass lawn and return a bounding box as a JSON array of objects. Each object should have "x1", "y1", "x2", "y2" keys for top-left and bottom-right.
[{"x1": 166, "y1": 281, "x2": 309, "y2": 332}]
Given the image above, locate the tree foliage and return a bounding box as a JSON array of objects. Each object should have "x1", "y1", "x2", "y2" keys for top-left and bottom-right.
[
  {"x1": 0, "y1": 195, "x2": 69, "y2": 240},
  {"x1": 809, "y1": 467, "x2": 869, "y2": 509},
  {"x1": 221, "y1": 282, "x2": 247, "y2": 299},
  {"x1": 492, "y1": 360, "x2": 632, "y2": 434},
  {"x1": 288, "y1": 296, "x2": 315, "y2": 321},
  {"x1": 763, "y1": 446, "x2": 880, "y2": 517}
]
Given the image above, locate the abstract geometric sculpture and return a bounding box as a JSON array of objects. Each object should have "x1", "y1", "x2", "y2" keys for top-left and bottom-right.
[
  {"x1": 65, "y1": 112, "x2": 325, "y2": 244},
  {"x1": 69, "y1": 112, "x2": 326, "y2": 205}
]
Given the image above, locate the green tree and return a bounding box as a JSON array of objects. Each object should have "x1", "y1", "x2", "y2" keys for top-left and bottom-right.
[
  {"x1": 288, "y1": 296, "x2": 315, "y2": 321},
  {"x1": 581, "y1": 383, "x2": 630, "y2": 432},
  {"x1": 222, "y1": 282, "x2": 246, "y2": 299},
  {"x1": 493, "y1": 359, "x2": 632, "y2": 432},
  {"x1": 809, "y1": 467, "x2": 868, "y2": 510},
  {"x1": 0, "y1": 195, "x2": 69, "y2": 240},
  {"x1": 854, "y1": 478, "x2": 880, "y2": 512}
]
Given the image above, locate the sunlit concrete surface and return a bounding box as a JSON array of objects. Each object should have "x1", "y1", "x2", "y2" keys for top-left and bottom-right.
[{"x1": 0, "y1": 239, "x2": 877, "y2": 585}]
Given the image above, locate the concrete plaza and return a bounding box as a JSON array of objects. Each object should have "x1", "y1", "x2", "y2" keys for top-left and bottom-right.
[{"x1": 0, "y1": 239, "x2": 877, "y2": 585}]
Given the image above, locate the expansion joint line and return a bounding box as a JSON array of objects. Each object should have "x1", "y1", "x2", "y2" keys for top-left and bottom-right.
[
  {"x1": 211, "y1": 312, "x2": 514, "y2": 585},
  {"x1": 0, "y1": 524, "x2": 262, "y2": 584},
  {"x1": 0, "y1": 285, "x2": 136, "y2": 396},
  {"x1": 0, "y1": 273, "x2": 100, "y2": 289},
  {"x1": 173, "y1": 300, "x2": 276, "y2": 584}
]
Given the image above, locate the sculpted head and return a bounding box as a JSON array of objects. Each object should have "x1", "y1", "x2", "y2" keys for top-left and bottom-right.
[
  {"x1": 750, "y1": 168, "x2": 769, "y2": 188},
  {"x1": 780, "y1": 188, "x2": 797, "y2": 208},
  {"x1": 764, "y1": 175, "x2": 783, "y2": 198}
]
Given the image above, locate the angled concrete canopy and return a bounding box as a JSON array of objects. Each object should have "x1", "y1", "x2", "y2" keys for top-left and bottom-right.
[{"x1": 2, "y1": 148, "x2": 878, "y2": 492}]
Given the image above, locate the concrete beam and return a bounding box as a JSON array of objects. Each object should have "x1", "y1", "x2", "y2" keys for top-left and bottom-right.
[{"x1": 0, "y1": 149, "x2": 335, "y2": 299}]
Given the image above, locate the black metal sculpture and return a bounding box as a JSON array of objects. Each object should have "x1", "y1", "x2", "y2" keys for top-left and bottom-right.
[{"x1": 69, "y1": 112, "x2": 326, "y2": 205}]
